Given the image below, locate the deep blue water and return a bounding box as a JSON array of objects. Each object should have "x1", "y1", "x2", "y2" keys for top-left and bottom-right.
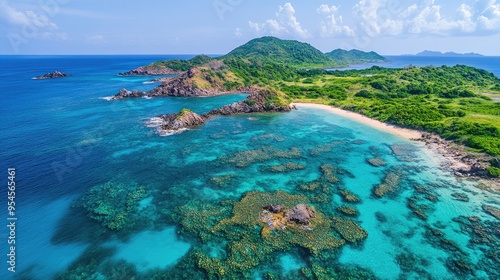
[
  {"x1": 0, "y1": 55, "x2": 499, "y2": 279},
  {"x1": 335, "y1": 55, "x2": 500, "y2": 77}
]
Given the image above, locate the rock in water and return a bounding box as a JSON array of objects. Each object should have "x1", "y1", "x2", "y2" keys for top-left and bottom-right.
[
  {"x1": 285, "y1": 204, "x2": 317, "y2": 224},
  {"x1": 33, "y1": 71, "x2": 70, "y2": 80},
  {"x1": 148, "y1": 109, "x2": 207, "y2": 135},
  {"x1": 112, "y1": 88, "x2": 146, "y2": 100}
]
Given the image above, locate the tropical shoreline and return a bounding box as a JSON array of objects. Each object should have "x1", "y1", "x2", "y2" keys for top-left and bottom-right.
[
  {"x1": 292, "y1": 102, "x2": 500, "y2": 191},
  {"x1": 291, "y1": 102, "x2": 423, "y2": 140}
]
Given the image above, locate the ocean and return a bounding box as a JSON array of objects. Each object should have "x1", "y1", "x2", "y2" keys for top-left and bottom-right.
[{"x1": 0, "y1": 55, "x2": 499, "y2": 279}]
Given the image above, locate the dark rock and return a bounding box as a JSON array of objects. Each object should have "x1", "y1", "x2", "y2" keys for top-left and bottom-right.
[
  {"x1": 148, "y1": 109, "x2": 207, "y2": 135},
  {"x1": 206, "y1": 88, "x2": 292, "y2": 116},
  {"x1": 263, "y1": 204, "x2": 285, "y2": 213},
  {"x1": 118, "y1": 65, "x2": 180, "y2": 76},
  {"x1": 285, "y1": 204, "x2": 316, "y2": 224},
  {"x1": 111, "y1": 88, "x2": 146, "y2": 100},
  {"x1": 33, "y1": 71, "x2": 70, "y2": 80}
]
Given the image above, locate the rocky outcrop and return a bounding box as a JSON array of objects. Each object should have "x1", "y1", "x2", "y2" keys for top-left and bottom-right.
[
  {"x1": 111, "y1": 88, "x2": 147, "y2": 100},
  {"x1": 263, "y1": 204, "x2": 285, "y2": 213},
  {"x1": 285, "y1": 204, "x2": 317, "y2": 224},
  {"x1": 259, "y1": 203, "x2": 318, "y2": 231},
  {"x1": 147, "y1": 109, "x2": 207, "y2": 136},
  {"x1": 418, "y1": 133, "x2": 496, "y2": 179},
  {"x1": 147, "y1": 89, "x2": 294, "y2": 135},
  {"x1": 206, "y1": 88, "x2": 293, "y2": 116},
  {"x1": 33, "y1": 71, "x2": 70, "y2": 80},
  {"x1": 118, "y1": 65, "x2": 180, "y2": 76}
]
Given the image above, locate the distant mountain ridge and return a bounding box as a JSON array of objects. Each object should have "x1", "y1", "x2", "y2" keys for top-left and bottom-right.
[
  {"x1": 415, "y1": 50, "x2": 484, "y2": 57},
  {"x1": 224, "y1": 36, "x2": 386, "y2": 67},
  {"x1": 326, "y1": 49, "x2": 386, "y2": 64}
]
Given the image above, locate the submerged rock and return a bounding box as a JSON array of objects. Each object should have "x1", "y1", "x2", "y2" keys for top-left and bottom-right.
[
  {"x1": 372, "y1": 172, "x2": 400, "y2": 198},
  {"x1": 366, "y1": 157, "x2": 387, "y2": 167},
  {"x1": 33, "y1": 71, "x2": 70, "y2": 80},
  {"x1": 482, "y1": 205, "x2": 500, "y2": 220}
]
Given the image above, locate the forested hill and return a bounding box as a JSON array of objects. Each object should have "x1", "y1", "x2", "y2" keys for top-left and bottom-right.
[
  {"x1": 224, "y1": 36, "x2": 334, "y2": 67},
  {"x1": 326, "y1": 49, "x2": 386, "y2": 64},
  {"x1": 224, "y1": 36, "x2": 386, "y2": 67}
]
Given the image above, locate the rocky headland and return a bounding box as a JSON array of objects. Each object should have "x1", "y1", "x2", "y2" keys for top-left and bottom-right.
[
  {"x1": 118, "y1": 65, "x2": 181, "y2": 76},
  {"x1": 33, "y1": 71, "x2": 70, "y2": 80},
  {"x1": 418, "y1": 133, "x2": 500, "y2": 185},
  {"x1": 147, "y1": 89, "x2": 295, "y2": 135}
]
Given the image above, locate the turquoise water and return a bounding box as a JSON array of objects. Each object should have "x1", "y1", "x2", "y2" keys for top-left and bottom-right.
[{"x1": 0, "y1": 56, "x2": 499, "y2": 279}]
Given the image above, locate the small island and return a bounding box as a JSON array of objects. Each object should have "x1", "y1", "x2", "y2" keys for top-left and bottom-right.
[{"x1": 33, "y1": 71, "x2": 70, "y2": 80}]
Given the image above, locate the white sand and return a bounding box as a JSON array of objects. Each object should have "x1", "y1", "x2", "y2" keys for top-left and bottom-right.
[{"x1": 292, "y1": 103, "x2": 422, "y2": 140}]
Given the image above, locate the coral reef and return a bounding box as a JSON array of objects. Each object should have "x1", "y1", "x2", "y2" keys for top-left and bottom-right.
[
  {"x1": 78, "y1": 182, "x2": 148, "y2": 231},
  {"x1": 320, "y1": 164, "x2": 339, "y2": 184},
  {"x1": 482, "y1": 204, "x2": 500, "y2": 220},
  {"x1": 209, "y1": 174, "x2": 236, "y2": 189},
  {"x1": 451, "y1": 192, "x2": 470, "y2": 202},
  {"x1": 337, "y1": 206, "x2": 359, "y2": 217},
  {"x1": 372, "y1": 172, "x2": 400, "y2": 198},
  {"x1": 338, "y1": 187, "x2": 361, "y2": 203},
  {"x1": 309, "y1": 141, "x2": 344, "y2": 157},
  {"x1": 172, "y1": 191, "x2": 369, "y2": 278},
  {"x1": 217, "y1": 146, "x2": 301, "y2": 167},
  {"x1": 331, "y1": 217, "x2": 368, "y2": 243},
  {"x1": 366, "y1": 157, "x2": 387, "y2": 167},
  {"x1": 297, "y1": 181, "x2": 335, "y2": 204},
  {"x1": 264, "y1": 162, "x2": 306, "y2": 173}
]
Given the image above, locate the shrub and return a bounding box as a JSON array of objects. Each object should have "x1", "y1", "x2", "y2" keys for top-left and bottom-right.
[
  {"x1": 355, "y1": 90, "x2": 374, "y2": 98},
  {"x1": 486, "y1": 166, "x2": 500, "y2": 177}
]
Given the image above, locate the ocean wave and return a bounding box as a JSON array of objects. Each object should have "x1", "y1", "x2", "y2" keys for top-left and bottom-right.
[{"x1": 99, "y1": 96, "x2": 114, "y2": 101}]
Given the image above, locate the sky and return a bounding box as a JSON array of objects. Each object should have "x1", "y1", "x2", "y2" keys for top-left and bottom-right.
[{"x1": 1, "y1": 0, "x2": 500, "y2": 55}]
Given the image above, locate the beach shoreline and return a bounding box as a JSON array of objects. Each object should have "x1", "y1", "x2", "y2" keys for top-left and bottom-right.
[
  {"x1": 291, "y1": 103, "x2": 422, "y2": 140},
  {"x1": 292, "y1": 102, "x2": 500, "y2": 191}
]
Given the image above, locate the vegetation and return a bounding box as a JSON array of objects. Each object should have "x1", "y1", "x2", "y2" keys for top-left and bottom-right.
[
  {"x1": 149, "y1": 55, "x2": 213, "y2": 72},
  {"x1": 224, "y1": 36, "x2": 335, "y2": 67},
  {"x1": 284, "y1": 65, "x2": 500, "y2": 158},
  {"x1": 149, "y1": 37, "x2": 500, "y2": 162},
  {"x1": 326, "y1": 49, "x2": 386, "y2": 65}
]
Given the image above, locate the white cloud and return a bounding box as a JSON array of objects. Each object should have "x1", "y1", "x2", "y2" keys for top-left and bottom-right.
[
  {"x1": 317, "y1": 4, "x2": 356, "y2": 37},
  {"x1": 87, "y1": 34, "x2": 105, "y2": 43},
  {"x1": 248, "y1": 3, "x2": 311, "y2": 39},
  {"x1": 234, "y1": 27, "x2": 243, "y2": 37},
  {"x1": 0, "y1": 0, "x2": 58, "y2": 30},
  {"x1": 349, "y1": 0, "x2": 500, "y2": 37}
]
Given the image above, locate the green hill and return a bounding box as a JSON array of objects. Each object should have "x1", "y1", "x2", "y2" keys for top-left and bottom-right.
[
  {"x1": 224, "y1": 36, "x2": 335, "y2": 67},
  {"x1": 326, "y1": 49, "x2": 386, "y2": 65},
  {"x1": 149, "y1": 55, "x2": 214, "y2": 72}
]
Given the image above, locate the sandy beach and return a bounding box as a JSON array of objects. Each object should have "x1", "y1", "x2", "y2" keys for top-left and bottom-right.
[
  {"x1": 292, "y1": 103, "x2": 423, "y2": 140},
  {"x1": 293, "y1": 102, "x2": 500, "y2": 191}
]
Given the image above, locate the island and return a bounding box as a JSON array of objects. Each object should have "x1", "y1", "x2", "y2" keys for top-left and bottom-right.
[
  {"x1": 112, "y1": 36, "x2": 500, "y2": 179},
  {"x1": 415, "y1": 50, "x2": 484, "y2": 57},
  {"x1": 33, "y1": 71, "x2": 70, "y2": 80}
]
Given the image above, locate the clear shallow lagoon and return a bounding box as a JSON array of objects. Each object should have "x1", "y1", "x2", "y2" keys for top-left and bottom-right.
[{"x1": 0, "y1": 55, "x2": 499, "y2": 279}]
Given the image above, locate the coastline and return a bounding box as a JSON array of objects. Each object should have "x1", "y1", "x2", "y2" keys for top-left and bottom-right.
[
  {"x1": 292, "y1": 102, "x2": 500, "y2": 191},
  {"x1": 291, "y1": 103, "x2": 422, "y2": 140}
]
